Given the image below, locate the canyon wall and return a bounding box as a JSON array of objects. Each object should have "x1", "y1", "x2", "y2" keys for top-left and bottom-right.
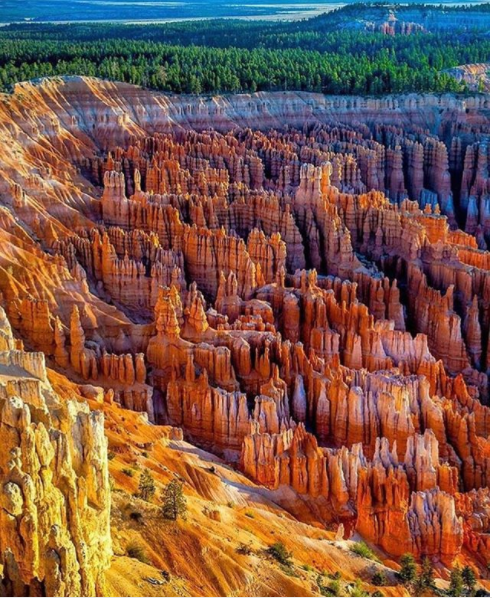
[{"x1": 0, "y1": 78, "x2": 488, "y2": 572}]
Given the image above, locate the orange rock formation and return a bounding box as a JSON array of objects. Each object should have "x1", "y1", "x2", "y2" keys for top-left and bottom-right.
[{"x1": 0, "y1": 78, "x2": 488, "y2": 584}]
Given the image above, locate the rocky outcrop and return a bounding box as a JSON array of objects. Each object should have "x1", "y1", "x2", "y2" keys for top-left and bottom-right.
[
  {"x1": 444, "y1": 63, "x2": 490, "y2": 93},
  {"x1": 241, "y1": 423, "x2": 466, "y2": 563},
  {"x1": 0, "y1": 307, "x2": 112, "y2": 596}
]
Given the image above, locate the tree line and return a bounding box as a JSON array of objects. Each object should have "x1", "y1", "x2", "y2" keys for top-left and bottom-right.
[{"x1": 0, "y1": 5, "x2": 488, "y2": 96}]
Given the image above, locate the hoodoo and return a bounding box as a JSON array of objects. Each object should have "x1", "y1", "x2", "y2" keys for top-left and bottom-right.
[{"x1": 0, "y1": 76, "x2": 489, "y2": 596}]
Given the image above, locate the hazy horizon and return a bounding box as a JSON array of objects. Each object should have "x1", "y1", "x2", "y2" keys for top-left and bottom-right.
[{"x1": 0, "y1": 0, "x2": 488, "y2": 24}]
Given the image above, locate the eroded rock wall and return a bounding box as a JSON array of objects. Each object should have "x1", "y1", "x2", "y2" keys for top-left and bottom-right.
[
  {"x1": 0, "y1": 307, "x2": 112, "y2": 596},
  {"x1": 0, "y1": 78, "x2": 488, "y2": 568}
]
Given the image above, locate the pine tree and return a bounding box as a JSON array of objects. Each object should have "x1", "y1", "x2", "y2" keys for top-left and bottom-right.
[
  {"x1": 138, "y1": 469, "x2": 156, "y2": 501},
  {"x1": 162, "y1": 479, "x2": 187, "y2": 521},
  {"x1": 399, "y1": 553, "x2": 417, "y2": 586},
  {"x1": 421, "y1": 557, "x2": 434, "y2": 588},
  {"x1": 461, "y1": 565, "x2": 477, "y2": 596},
  {"x1": 414, "y1": 559, "x2": 434, "y2": 598},
  {"x1": 448, "y1": 565, "x2": 464, "y2": 597}
]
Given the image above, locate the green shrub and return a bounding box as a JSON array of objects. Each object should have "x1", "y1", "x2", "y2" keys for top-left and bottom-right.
[
  {"x1": 317, "y1": 573, "x2": 347, "y2": 597},
  {"x1": 122, "y1": 468, "x2": 134, "y2": 477},
  {"x1": 126, "y1": 542, "x2": 149, "y2": 564},
  {"x1": 371, "y1": 571, "x2": 387, "y2": 586},
  {"x1": 350, "y1": 542, "x2": 379, "y2": 562},
  {"x1": 350, "y1": 578, "x2": 369, "y2": 597},
  {"x1": 268, "y1": 542, "x2": 293, "y2": 567}
]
